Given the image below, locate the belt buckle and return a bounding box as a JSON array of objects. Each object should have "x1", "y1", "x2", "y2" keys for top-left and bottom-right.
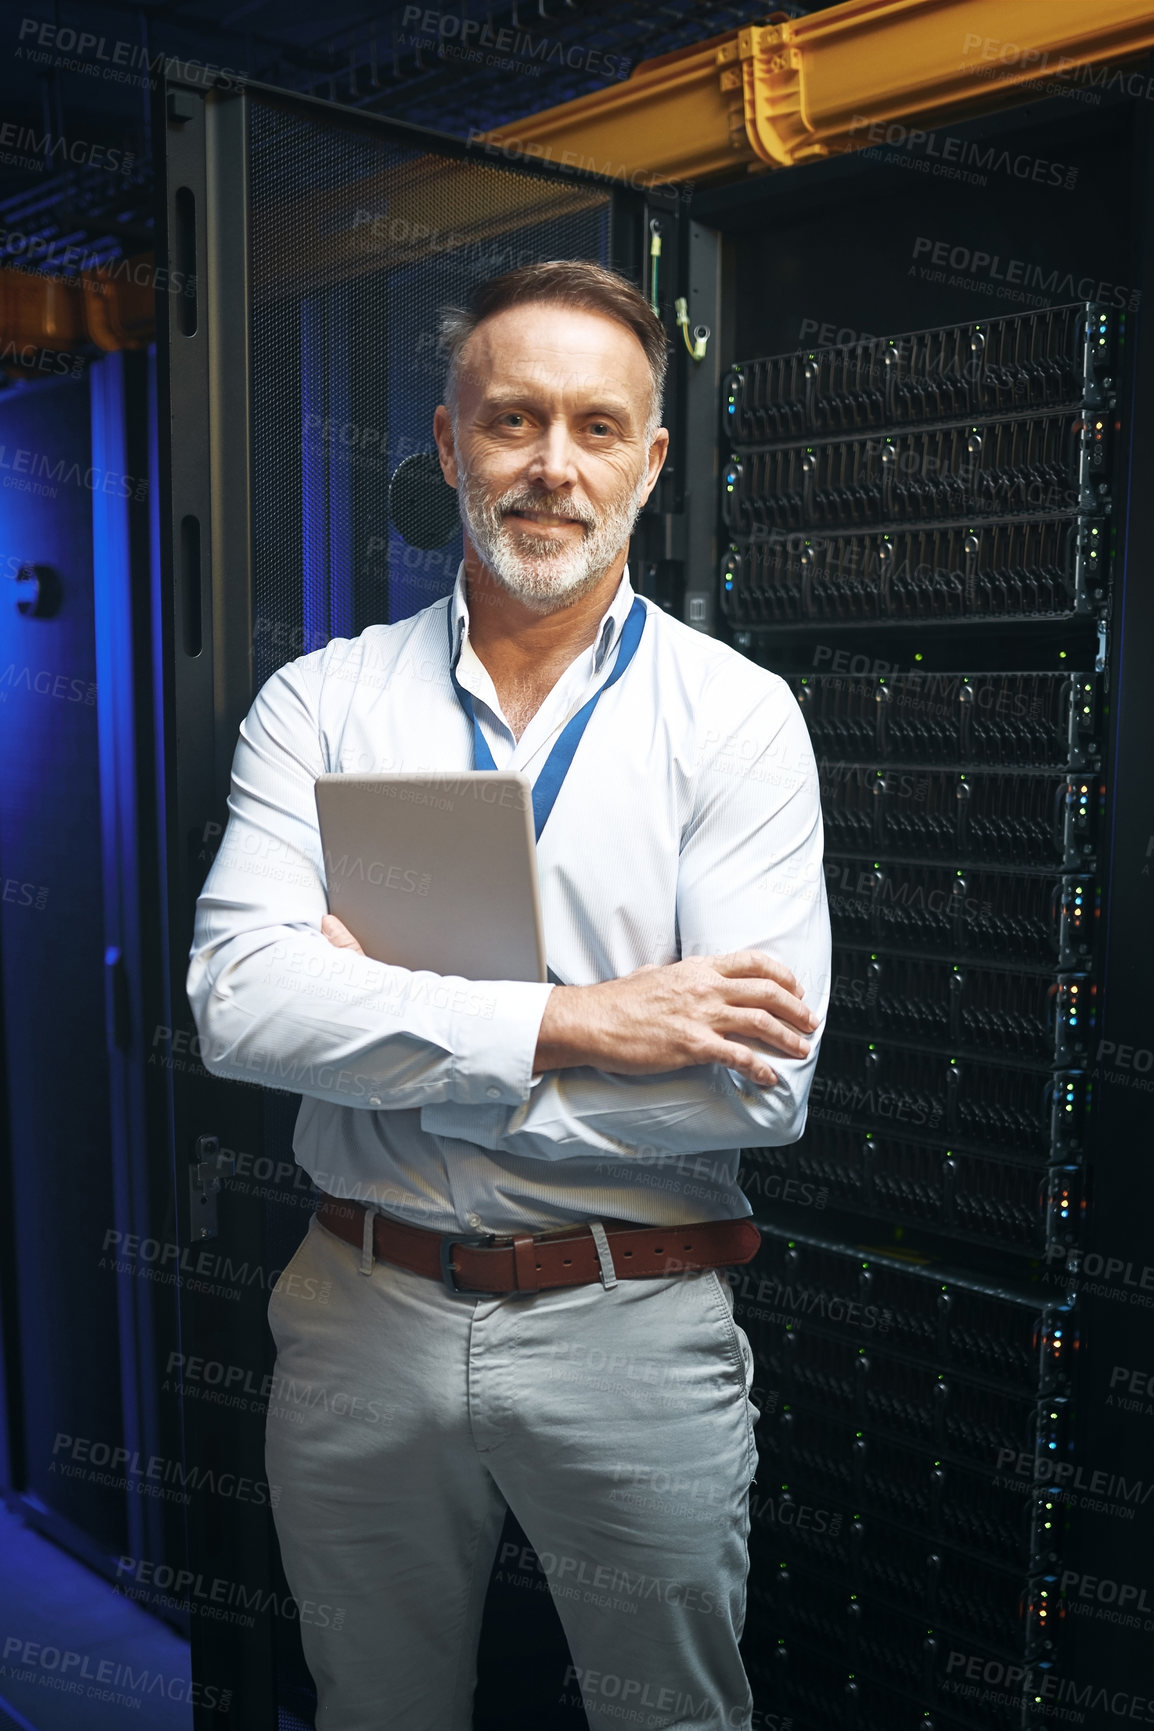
[{"x1": 439, "y1": 1232, "x2": 500, "y2": 1295}]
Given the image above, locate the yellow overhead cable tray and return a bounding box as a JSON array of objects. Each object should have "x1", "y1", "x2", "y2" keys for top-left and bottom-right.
[
  {"x1": 0, "y1": 253, "x2": 154, "y2": 369},
  {"x1": 476, "y1": 0, "x2": 1154, "y2": 183}
]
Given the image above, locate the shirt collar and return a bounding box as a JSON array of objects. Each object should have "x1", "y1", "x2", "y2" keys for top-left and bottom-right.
[{"x1": 448, "y1": 560, "x2": 637, "y2": 676}]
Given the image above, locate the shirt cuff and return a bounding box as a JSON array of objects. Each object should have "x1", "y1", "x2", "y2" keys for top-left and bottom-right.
[{"x1": 445, "y1": 979, "x2": 555, "y2": 1107}]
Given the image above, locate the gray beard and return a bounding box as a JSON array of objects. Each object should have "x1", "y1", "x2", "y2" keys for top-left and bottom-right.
[{"x1": 456, "y1": 458, "x2": 648, "y2": 614}]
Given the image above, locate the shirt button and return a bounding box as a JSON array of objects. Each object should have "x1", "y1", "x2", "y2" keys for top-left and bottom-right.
[
  {"x1": 466, "y1": 1212, "x2": 483, "y2": 1229},
  {"x1": 486, "y1": 1086, "x2": 501, "y2": 1099},
  {"x1": 368, "y1": 1095, "x2": 381, "y2": 1107}
]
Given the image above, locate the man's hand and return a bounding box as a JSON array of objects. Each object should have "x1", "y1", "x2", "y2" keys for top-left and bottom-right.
[
  {"x1": 533, "y1": 950, "x2": 820, "y2": 1088},
  {"x1": 321, "y1": 913, "x2": 365, "y2": 955}
]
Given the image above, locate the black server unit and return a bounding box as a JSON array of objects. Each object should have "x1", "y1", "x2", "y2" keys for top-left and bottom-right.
[{"x1": 689, "y1": 77, "x2": 1154, "y2": 1731}]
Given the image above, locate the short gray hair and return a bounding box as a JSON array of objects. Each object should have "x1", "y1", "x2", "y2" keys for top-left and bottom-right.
[{"x1": 438, "y1": 259, "x2": 668, "y2": 441}]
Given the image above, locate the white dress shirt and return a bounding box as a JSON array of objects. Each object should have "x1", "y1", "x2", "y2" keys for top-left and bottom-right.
[{"x1": 185, "y1": 561, "x2": 831, "y2": 1235}]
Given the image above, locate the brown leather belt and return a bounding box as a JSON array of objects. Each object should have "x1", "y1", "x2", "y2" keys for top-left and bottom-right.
[{"x1": 314, "y1": 1193, "x2": 761, "y2": 1296}]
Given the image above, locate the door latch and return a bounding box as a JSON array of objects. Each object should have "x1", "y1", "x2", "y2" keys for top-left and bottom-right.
[{"x1": 189, "y1": 1134, "x2": 235, "y2": 1241}]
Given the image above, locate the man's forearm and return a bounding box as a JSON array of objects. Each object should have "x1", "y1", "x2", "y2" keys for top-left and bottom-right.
[
  {"x1": 421, "y1": 1053, "x2": 821, "y2": 1160},
  {"x1": 533, "y1": 984, "x2": 599, "y2": 1073}
]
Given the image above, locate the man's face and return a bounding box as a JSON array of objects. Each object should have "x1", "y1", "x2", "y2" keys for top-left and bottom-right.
[{"x1": 432, "y1": 302, "x2": 669, "y2": 613}]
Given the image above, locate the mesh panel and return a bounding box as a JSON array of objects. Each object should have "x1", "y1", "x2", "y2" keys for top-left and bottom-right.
[
  {"x1": 277, "y1": 1709, "x2": 315, "y2": 1731},
  {"x1": 249, "y1": 93, "x2": 614, "y2": 691}
]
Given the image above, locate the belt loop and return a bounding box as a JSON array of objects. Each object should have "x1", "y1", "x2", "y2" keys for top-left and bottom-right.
[
  {"x1": 359, "y1": 1205, "x2": 377, "y2": 1277},
  {"x1": 588, "y1": 1221, "x2": 617, "y2": 1290}
]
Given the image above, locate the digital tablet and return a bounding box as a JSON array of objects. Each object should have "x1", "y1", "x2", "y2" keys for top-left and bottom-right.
[{"x1": 314, "y1": 772, "x2": 547, "y2": 983}]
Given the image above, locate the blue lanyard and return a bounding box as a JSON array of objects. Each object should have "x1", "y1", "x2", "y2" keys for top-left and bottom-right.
[{"x1": 448, "y1": 594, "x2": 647, "y2": 842}]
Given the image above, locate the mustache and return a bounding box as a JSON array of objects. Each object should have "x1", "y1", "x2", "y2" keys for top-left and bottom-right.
[{"x1": 493, "y1": 490, "x2": 596, "y2": 529}]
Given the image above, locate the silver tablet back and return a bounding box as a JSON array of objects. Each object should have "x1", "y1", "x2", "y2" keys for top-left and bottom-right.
[{"x1": 314, "y1": 772, "x2": 546, "y2": 984}]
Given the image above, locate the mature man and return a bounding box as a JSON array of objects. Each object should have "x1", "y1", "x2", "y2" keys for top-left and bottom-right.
[{"x1": 186, "y1": 260, "x2": 830, "y2": 1731}]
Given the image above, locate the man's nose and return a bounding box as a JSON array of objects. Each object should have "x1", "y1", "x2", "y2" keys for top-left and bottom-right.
[{"x1": 523, "y1": 424, "x2": 579, "y2": 490}]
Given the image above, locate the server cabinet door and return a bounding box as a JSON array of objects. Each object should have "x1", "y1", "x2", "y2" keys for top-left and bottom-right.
[{"x1": 155, "y1": 77, "x2": 654, "y2": 1729}]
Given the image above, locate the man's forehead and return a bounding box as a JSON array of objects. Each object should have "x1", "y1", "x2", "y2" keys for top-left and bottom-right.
[
  {"x1": 459, "y1": 309, "x2": 649, "y2": 400},
  {"x1": 478, "y1": 352, "x2": 632, "y2": 400}
]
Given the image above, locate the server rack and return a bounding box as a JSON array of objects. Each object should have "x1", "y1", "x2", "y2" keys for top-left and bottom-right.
[
  {"x1": 689, "y1": 78, "x2": 1154, "y2": 1731},
  {"x1": 721, "y1": 297, "x2": 1100, "y2": 1730}
]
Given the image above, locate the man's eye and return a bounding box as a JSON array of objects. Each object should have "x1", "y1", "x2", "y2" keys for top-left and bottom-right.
[{"x1": 588, "y1": 422, "x2": 612, "y2": 437}]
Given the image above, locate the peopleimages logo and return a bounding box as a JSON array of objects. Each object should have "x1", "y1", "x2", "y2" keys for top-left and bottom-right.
[
  {"x1": 848, "y1": 116, "x2": 1078, "y2": 189},
  {"x1": 15, "y1": 18, "x2": 244, "y2": 89},
  {"x1": 323, "y1": 852, "x2": 431, "y2": 894},
  {"x1": 115, "y1": 1554, "x2": 346, "y2": 1631},
  {"x1": 0, "y1": 1638, "x2": 231, "y2": 1712},
  {"x1": 944, "y1": 1650, "x2": 1154, "y2": 1724},
  {"x1": 910, "y1": 236, "x2": 1140, "y2": 309},
  {"x1": 0, "y1": 122, "x2": 134, "y2": 176},
  {"x1": 401, "y1": 5, "x2": 630, "y2": 79},
  {"x1": 50, "y1": 1430, "x2": 277, "y2": 1508}
]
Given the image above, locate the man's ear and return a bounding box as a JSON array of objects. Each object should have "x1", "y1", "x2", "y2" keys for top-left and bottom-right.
[
  {"x1": 432, "y1": 404, "x2": 460, "y2": 490},
  {"x1": 640, "y1": 427, "x2": 671, "y2": 505}
]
